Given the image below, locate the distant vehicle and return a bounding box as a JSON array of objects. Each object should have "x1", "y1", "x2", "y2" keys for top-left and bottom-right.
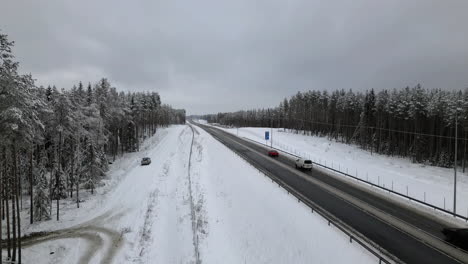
[
  {"x1": 268, "y1": 150, "x2": 279, "y2": 157},
  {"x1": 141, "y1": 157, "x2": 151, "y2": 166},
  {"x1": 295, "y1": 158, "x2": 313, "y2": 170},
  {"x1": 443, "y1": 228, "x2": 468, "y2": 247}
]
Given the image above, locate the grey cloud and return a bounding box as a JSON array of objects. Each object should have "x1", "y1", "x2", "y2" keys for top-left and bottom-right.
[{"x1": 1, "y1": 0, "x2": 468, "y2": 114}]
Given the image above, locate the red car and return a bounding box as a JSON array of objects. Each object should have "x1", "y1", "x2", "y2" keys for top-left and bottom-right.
[{"x1": 268, "y1": 150, "x2": 279, "y2": 157}]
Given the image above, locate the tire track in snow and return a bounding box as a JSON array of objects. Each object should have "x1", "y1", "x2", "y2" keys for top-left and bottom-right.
[
  {"x1": 188, "y1": 124, "x2": 202, "y2": 264},
  {"x1": 137, "y1": 189, "x2": 159, "y2": 260},
  {"x1": 136, "y1": 157, "x2": 173, "y2": 262},
  {"x1": 20, "y1": 224, "x2": 124, "y2": 264}
]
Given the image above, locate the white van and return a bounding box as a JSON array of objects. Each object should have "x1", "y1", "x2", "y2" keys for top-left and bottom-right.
[{"x1": 295, "y1": 158, "x2": 313, "y2": 170}]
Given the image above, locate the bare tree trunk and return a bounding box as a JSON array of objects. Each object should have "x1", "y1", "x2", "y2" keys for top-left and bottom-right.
[
  {"x1": 70, "y1": 178, "x2": 73, "y2": 199},
  {"x1": 463, "y1": 131, "x2": 466, "y2": 173},
  {"x1": 20, "y1": 163, "x2": 22, "y2": 211},
  {"x1": 2, "y1": 195, "x2": 4, "y2": 221},
  {"x1": 57, "y1": 130, "x2": 61, "y2": 221},
  {"x1": 113, "y1": 129, "x2": 117, "y2": 162},
  {"x1": 13, "y1": 143, "x2": 21, "y2": 264},
  {"x1": 0, "y1": 151, "x2": 3, "y2": 264},
  {"x1": 67, "y1": 167, "x2": 71, "y2": 199},
  {"x1": 30, "y1": 148, "x2": 33, "y2": 224},
  {"x1": 76, "y1": 145, "x2": 80, "y2": 208},
  {"x1": 70, "y1": 144, "x2": 74, "y2": 199},
  {"x1": 56, "y1": 185, "x2": 59, "y2": 221},
  {"x1": 49, "y1": 175, "x2": 52, "y2": 216},
  {"x1": 49, "y1": 151, "x2": 53, "y2": 217},
  {"x1": 76, "y1": 174, "x2": 80, "y2": 209},
  {"x1": 11, "y1": 176, "x2": 16, "y2": 262},
  {"x1": 5, "y1": 174, "x2": 11, "y2": 260},
  {"x1": 120, "y1": 129, "x2": 124, "y2": 155},
  {"x1": 136, "y1": 125, "x2": 140, "y2": 151}
]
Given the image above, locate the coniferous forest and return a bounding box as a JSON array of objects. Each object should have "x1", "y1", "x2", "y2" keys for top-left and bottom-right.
[
  {"x1": 0, "y1": 33, "x2": 185, "y2": 262},
  {"x1": 202, "y1": 86, "x2": 467, "y2": 169}
]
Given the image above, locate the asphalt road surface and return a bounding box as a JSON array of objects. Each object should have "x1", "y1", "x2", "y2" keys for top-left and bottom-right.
[{"x1": 197, "y1": 123, "x2": 468, "y2": 264}]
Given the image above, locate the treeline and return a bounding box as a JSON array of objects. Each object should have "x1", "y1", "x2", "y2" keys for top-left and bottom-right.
[
  {"x1": 0, "y1": 33, "x2": 185, "y2": 263},
  {"x1": 201, "y1": 85, "x2": 468, "y2": 169}
]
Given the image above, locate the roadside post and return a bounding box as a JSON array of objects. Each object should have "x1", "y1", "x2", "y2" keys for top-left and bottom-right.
[
  {"x1": 271, "y1": 126, "x2": 273, "y2": 148},
  {"x1": 265, "y1": 131, "x2": 269, "y2": 146}
]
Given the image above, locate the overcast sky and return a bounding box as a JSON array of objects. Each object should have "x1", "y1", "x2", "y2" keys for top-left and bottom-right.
[{"x1": 2, "y1": 0, "x2": 468, "y2": 114}]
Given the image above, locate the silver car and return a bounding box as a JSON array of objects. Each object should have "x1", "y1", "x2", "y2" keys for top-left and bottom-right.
[{"x1": 141, "y1": 157, "x2": 151, "y2": 166}]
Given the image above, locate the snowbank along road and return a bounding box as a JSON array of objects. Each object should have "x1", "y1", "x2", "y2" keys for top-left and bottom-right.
[
  {"x1": 20, "y1": 124, "x2": 382, "y2": 263},
  {"x1": 196, "y1": 123, "x2": 468, "y2": 264}
]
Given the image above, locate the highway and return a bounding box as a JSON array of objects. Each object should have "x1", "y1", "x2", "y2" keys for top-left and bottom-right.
[{"x1": 196, "y1": 123, "x2": 468, "y2": 264}]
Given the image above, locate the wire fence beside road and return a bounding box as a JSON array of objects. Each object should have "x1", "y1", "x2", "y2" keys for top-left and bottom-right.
[{"x1": 241, "y1": 136, "x2": 468, "y2": 222}]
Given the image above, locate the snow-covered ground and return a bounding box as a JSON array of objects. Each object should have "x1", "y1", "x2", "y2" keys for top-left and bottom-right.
[
  {"x1": 16, "y1": 124, "x2": 377, "y2": 263},
  {"x1": 209, "y1": 124, "x2": 468, "y2": 217},
  {"x1": 191, "y1": 126, "x2": 375, "y2": 263}
]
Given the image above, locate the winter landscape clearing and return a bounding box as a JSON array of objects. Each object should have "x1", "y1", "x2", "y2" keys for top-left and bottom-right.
[
  {"x1": 213, "y1": 124, "x2": 468, "y2": 218},
  {"x1": 3, "y1": 2, "x2": 468, "y2": 263},
  {"x1": 15, "y1": 125, "x2": 376, "y2": 263}
]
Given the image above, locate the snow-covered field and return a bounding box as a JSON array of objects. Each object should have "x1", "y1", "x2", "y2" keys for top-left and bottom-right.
[
  {"x1": 210, "y1": 124, "x2": 468, "y2": 217},
  {"x1": 16, "y1": 124, "x2": 377, "y2": 263}
]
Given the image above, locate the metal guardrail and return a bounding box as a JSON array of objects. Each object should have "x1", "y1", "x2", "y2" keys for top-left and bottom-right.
[
  {"x1": 199, "y1": 125, "x2": 395, "y2": 264},
  {"x1": 252, "y1": 162, "x2": 394, "y2": 264},
  {"x1": 242, "y1": 136, "x2": 468, "y2": 222}
]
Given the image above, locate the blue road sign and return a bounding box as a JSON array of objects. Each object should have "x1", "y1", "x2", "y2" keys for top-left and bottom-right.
[{"x1": 265, "y1": 131, "x2": 270, "y2": 140}]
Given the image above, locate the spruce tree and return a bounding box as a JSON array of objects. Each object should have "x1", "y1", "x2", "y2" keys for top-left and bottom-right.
[{"x1": 33, "y1": 163, "x2": 50, "y2": 221}]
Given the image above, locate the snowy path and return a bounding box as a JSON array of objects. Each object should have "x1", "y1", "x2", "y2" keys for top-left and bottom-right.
[
  {"x1": 20, "y1": 125, "x2": 376, "y2": 263},
  {"x1": 133, "y1": 126, "x2": 196, "y2": 263}
]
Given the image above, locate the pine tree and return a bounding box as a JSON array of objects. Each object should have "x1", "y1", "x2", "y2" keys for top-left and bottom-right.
[
  {"x1": 0, "y1": 32, "x2": 185, "y2": 244},
  {"x1": 33, "y1": 163, "x2": 50, "y2": 221},
  {"x1": 1, "y1": 33, "x2": 45, "y2": 264},
  {"x1": 87, "y1": 83, "x2": 93, "y2": 106},
  {"x1": 51, "y1": 169, "x2": 67, "y2": 199}
]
